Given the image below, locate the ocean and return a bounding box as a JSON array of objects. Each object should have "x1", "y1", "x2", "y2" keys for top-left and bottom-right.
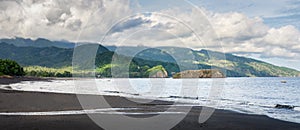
[{"x1": 1, "y1": 77, "x2": 300, "y2": 123}]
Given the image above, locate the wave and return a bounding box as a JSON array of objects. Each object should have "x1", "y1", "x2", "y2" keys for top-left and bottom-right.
[
  {"x1": 294, "y1": 107, "x2": 300, "y2": 112},
  {"x1": 0, "y1": 108, "x2": 185, "y2": 116}
]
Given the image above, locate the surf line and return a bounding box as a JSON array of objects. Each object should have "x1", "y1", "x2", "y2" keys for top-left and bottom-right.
[{"x1": 0, "y1": 108, "x2": 185, "y2": 116}]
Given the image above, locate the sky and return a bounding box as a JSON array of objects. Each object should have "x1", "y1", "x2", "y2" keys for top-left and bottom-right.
[{"x1": 1, "y1": 0, "x2": 300, "y2": 70}]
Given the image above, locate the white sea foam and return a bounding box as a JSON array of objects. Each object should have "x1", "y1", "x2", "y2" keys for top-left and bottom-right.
[
  {"x1": 0, "y1": 108, "x2": 184, "y2": 116},
  {"x1": 1, "y1": 77, "x2": 300, "y2": 123},
  {"x1": 294, "y1": 107, "x2": 300, "y2": 112}
]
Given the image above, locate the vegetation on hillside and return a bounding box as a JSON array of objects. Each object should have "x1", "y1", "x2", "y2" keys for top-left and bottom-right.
[
  {"x1": 0, "y1": 43, "x2": 73, "y2": 67},
  {"x1": 94, "y1": 51, "x2": 177, "y2": 78},
  {"x1": 0, "y1": 42, "x2": 108, "y2": 68},
  {"x1": 193, "y1": 50, "x2": 300, "y2": 77},
  {"x1": 24, "y1": 66, "x2": 72, "y2": 77},
  {"x1": 0, "y1": 59, "x2": 25, "y2": 76},
  {"x1": 1, "y1": 38, "x2": 300, "y2": 78},
  {"x1": 145, "y1": 65, "x2": 168, "y2": 78}
]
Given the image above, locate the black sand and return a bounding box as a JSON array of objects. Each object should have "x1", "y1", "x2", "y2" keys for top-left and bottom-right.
[
  {"x1": 0, "y1": 88, "x2": 299, "y2": 130},
  {"x1": 0, "y1": 76, "x2": 52, "y2": 85}
]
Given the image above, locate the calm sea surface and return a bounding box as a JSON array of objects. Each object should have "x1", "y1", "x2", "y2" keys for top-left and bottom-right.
[{"x1": 1, "y1": 77, "x2": 300, "y2": 123}]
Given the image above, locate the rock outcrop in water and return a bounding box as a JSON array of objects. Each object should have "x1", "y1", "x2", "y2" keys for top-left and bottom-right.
[
  {"x1": 275, "y1": 104, "x2": 294, "y2": 109},
  {"x1": 172, "y1": 69, "x2": 225, "y2": 78},
  {"x1": 146, "y1": 65, "x2": 168, "y2": 78}
]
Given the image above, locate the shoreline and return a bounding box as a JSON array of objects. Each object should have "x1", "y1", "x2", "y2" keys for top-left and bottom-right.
[
  {"x1": 0, "y1": 89, "x2": 299, "y2": 129},
  {"x1": 1, "y1": 76, "x2": 298, "y2": 86},
  {"x1": 0, "y1": 76, "x2": 54, "y2": 85}
]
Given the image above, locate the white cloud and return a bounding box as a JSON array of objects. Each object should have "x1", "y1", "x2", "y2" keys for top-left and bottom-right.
[
  {"x1": 211, "y1": 12, "x2": 269, "y2": 40},
  {"x1": 263, "y1": 25, "x2": 300, "y2": 46},
  {"x1": 210, "y1": 14, "x2": 300, "y2": 59},
  {"x1": 0, "y1": 0, "x2": 132, "y2": 41},
  {"x1": 1, "y1": 0, "x2": 300, "y2": 59}
]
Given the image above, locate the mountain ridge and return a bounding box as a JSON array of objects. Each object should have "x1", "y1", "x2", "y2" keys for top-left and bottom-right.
[
  {"x1": 0, "y1": 37, "x2": 75, "y2": 48},
  {"x1": 0, "y1": 37, "x2": 299, "y2": 77}
]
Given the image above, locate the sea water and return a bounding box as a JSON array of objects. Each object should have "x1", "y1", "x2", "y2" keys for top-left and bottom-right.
[{"x1": 1, "y1": 77, "x2": 300, "y2": 123}]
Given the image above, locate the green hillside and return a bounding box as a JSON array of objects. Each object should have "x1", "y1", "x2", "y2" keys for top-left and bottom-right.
[
  {"x1": 0, "y1": 59, "x2": 25, "y2": 76},
  {"x1": 0, "y1": 43, "x2": 108, "y2": 68},
  {"x1": 196, "y1": 50, "x2": 300, "y2": 77},
  {"x1": 0, "y1": 37, "x2": 75, "y2": 48},
  {"x1": 106, "y1": 46, "x2": 300, "y2": 77},
  {"x1": 0, "y1": 38, "x2": 299, "y2": 77}
]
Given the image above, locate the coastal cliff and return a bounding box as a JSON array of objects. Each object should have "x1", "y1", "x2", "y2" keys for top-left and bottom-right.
[
  {"x1": 146, "y1": 65, "x2": 168, "y2": 78},
  {"x1": 173, "y1": 69, "x2": 225, "y2": 78}
]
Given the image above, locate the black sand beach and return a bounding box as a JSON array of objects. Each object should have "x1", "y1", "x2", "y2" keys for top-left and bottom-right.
[
  {"x1": 0, "y1": 76, "x2": 53, "y2": 85},
  {"x1": 0, "y1": 87, "x2": 300, "y2": 130}
]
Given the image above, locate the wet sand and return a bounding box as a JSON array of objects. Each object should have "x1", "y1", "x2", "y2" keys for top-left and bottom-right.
[
  {"x1": 0, "y1": 88, "x2": 300, "y2": 130},
  {"x1": 0, "y1": 76, "x2": 53, "y2": 85}
]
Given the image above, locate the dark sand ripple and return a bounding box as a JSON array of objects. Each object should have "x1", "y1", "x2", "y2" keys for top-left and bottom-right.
[{"x1": 0, "y1": 89, "x2": 300, "y2": 129}]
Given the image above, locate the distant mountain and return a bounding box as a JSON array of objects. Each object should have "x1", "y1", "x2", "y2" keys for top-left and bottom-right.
[
  {"x1": 0, "y1": 42, "x2": 108, "y2": 67},
  {"x1": 106, "y1": 46, "x2": 300, "y2": 77},
  {"x1": 0, "y1": 38, "x2": 299, "y2": 77},
  {"x1": 0, "y1": 37, "x2": 75, "y2": 48},
  {"x1": 196, "y1": 49, "x2": 300, "y2": 77}
]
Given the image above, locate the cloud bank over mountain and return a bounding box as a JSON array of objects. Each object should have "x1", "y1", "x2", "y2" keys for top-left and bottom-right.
[{"x1": 1, "y1": 0, "x2": 300, "y2": 60}]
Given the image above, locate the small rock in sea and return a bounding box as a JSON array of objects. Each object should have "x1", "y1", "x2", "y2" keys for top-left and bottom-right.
[
  {"x1": 3, "y1": 86, "x2": 12, "y2": 89},
  {"x1": 132, "y1": 93, "x2": 140, "y2": 96},
  {"x1": 281, "y1": 80, "x2": 287, "y2": 83},
  {"x1": 169, "y1": 96, "x2": 181, "y2": 99},
  {"x1": 275, "y1": 104, "x2": 294, "y2": 109}
]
